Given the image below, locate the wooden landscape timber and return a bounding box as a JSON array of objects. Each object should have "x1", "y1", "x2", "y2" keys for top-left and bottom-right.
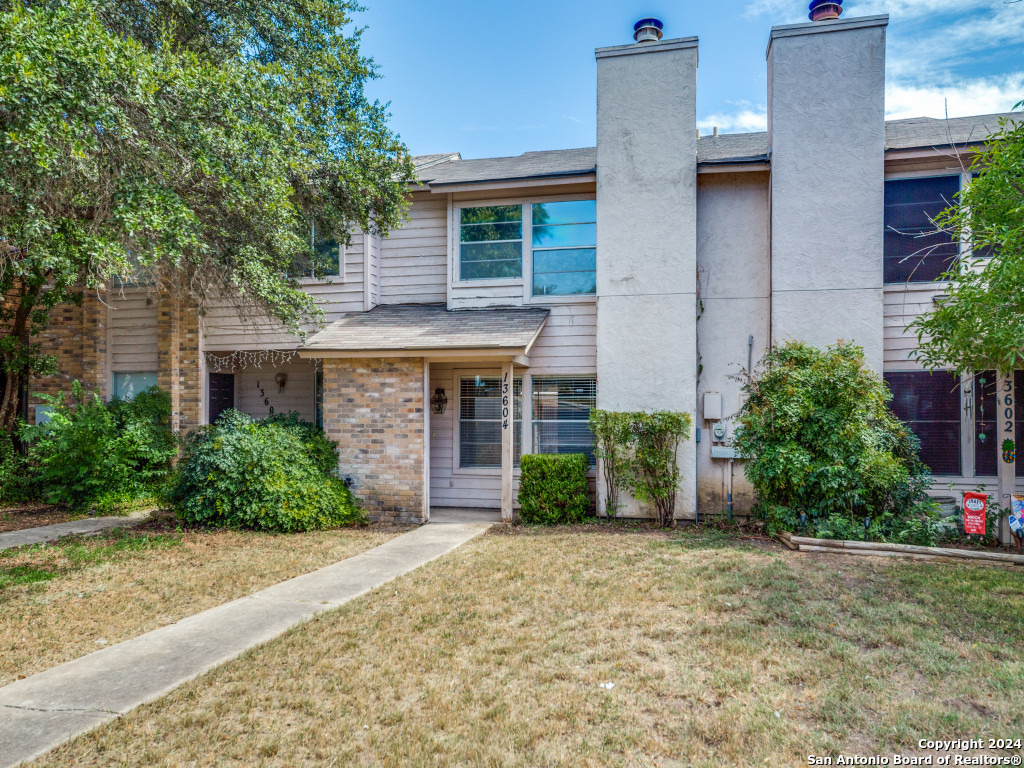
[{"x1": 774, "y1": 531, "x2": 1024, "y2": 566}]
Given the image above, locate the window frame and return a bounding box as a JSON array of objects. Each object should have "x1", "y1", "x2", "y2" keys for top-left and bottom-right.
[
  {"x1": 298, "y1": 221, "x2": 346, "y2": 285},
  {"x1": 111, "y1": 371, "x2": 159, "y2": 401},
  {"x1": 449, "y1": 194, "x2": 598, "y2": 305},
  {"x1": 530, "y1": 376, "x2": 598, "y2": 467},
  {"x1": 882, "y1": 170, "x2": 968, "y2": 286},
  {"x1": 530, "y1": 201, "x2": 597, "y2": 298}
]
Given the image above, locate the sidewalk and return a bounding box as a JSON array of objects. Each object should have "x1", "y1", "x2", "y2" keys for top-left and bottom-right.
[
  {"x1": 0, "y1": 521, "x2": 491, "y2": 768},
  {"x1": 0, "y1": 510, "x2": 153, "y2": 552}
]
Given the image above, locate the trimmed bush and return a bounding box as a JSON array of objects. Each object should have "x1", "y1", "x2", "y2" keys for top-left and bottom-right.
[
  {"x1": 263, "y1": 411, "x2": 339, "y2": 476},
  {"x1": 20, "y1": 381, "x2": 177, "y2": 510},
  {"x1": 518, "y1": 453, "x2": 591, "y2": 525},
  {"x1": 172, "y1": 410, "x2": 364, "y2": 532}
]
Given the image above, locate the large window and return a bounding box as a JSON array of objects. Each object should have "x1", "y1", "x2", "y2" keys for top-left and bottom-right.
[
  {"x1": 884, "y1": 176, "x2": 960, "y2": 284},
  {"x1": 532, "y1": 201, "x2": 597, "y2": 296},
  {"x1": 459, "y1": 205, "x2": 523, "y2": 280},
  {"x1": 885, "y1": 371, "x2": 961, "y2": 475},
  {"x1": 532, "y1": 377, "x2": 597, "y2": 466},
  {"x1": 459, "y1": 375, "x2": 522, "y2": 468},
  {"x1": 112, "y1": 371, "x2": 157, "y2": 401}
]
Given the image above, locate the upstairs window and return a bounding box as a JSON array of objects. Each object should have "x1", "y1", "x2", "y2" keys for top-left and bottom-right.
[
  {"x1": 290, "y1": 222, "x2": 341, "y2": 280},
  {"x1": 885, "y1": 371, "x2": 961, "y2": 476},
  {"x1": 532, "y1": 201, "x2": 597, "y2": 295},
  {"x1": 884, "y1": 176, "x2": 960, "y2": 284},
  {"x1": 459, "y1": 205, "x2": 523, "y2": 280}
]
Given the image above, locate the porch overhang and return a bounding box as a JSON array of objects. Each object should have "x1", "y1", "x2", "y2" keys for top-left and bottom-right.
[{"x1": 299, "y1": 304, "x2": 549, "y2": 364}]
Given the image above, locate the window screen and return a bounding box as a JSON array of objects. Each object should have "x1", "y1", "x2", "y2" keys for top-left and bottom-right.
[
  {"x1": 459, "y1": 376, "x2": 522, "y2": 468},
  {"x1": 885, "y1": 371, "x2": 961, "y2": 476},
  {"x1": 112, "y1": 372, "x2": 158, "y2": 401},
  {"x1": 531, "y1": 377, "x2": 597, "y2": 466},
  {"x1": 884, "y1": 176, "x2": 960, "y2": 283},
  {"x1": 532, "y1": 201, "x2": 596, "y2": 296},
  {"x1": 460, "y1": 206, "x2": 523, "y2": 280}
]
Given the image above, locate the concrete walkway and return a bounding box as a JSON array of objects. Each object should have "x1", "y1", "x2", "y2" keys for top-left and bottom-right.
[
  {"x1": 0, "y1": 510, "x2": 153, "y2": 552},
  {"x1": 0, "y1": 521, "x2": 491, "y2": 767}
]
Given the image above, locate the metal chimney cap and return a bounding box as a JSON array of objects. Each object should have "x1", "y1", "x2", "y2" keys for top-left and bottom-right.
[
  {"x1": 633, "y1": 17, "x2": 664, "y2": 43},
  {"x1": 808, "y1": 0, "x2": 843, "y2": 21}
]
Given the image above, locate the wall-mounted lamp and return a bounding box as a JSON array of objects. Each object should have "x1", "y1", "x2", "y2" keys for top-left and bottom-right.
[
  {"x1": 430, "y1": 387, "x2": 448, "y2": 415},
  {"x1": 274, "y1": 372, "x2": 287, "y2": 393}
]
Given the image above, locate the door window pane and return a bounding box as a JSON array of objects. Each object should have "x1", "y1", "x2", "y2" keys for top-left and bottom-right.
[
  {"x1": 459, "y1": 376, "x2": 522, "y2": 467},
  {"x1": 885, "y1": 371, "x2": 961, "y2": 475},
  {"x1": 884, "y1": 176, "x2": 960, "y2": 283}
]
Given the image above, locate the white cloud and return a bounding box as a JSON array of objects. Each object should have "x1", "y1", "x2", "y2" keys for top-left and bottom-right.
[
  {"x1": 886, "y1": 73, "x2": 1024, "y2": 119},
  {"x1": 698, "y1": 104, "x2": 768, "y2": 133}
]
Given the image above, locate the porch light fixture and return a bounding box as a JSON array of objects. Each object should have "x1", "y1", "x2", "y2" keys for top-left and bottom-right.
[
  {"x1": 431, "y1": 388, "x2": 448, "y2": 415},
  {"x1": 274, "y1": 372, "x2": 287, "y2": 393}
]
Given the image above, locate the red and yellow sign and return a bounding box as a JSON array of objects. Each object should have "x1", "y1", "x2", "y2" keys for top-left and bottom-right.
[{"x1": 963, "y1": 492, "x2": 987, "y2": 536}]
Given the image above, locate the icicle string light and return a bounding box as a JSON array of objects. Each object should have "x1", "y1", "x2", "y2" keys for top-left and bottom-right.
[{"x1": 204, "y1": 350, "x2": 321, "y2": 373}]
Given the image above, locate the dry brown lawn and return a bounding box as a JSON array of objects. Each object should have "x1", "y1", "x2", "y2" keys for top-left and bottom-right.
[
  {"x1": 0, "y1": 511, "x2": 402, "y2": 685},
  {"x1": 25, "y1": 524, "x2": 1024, "y2": 768}
]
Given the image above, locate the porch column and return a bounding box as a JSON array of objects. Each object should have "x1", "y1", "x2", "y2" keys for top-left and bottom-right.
[
  {"x1": 997, "y1": 372, "x2": 1015, "y2": 544},
  {"x1": 501, "y1": 360, "x2": 514, "y2": 522}
]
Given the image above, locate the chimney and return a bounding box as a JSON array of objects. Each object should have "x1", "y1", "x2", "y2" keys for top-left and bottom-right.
[
  {"x1": 766, "y1": 13, "x2": 888, "y2": 371},
  {"x1": 633, "y1": 17, "x2": 664, "y2": 43},
  {"x1": 808, "y1": 0, "x2": 843, "y2": 21}
]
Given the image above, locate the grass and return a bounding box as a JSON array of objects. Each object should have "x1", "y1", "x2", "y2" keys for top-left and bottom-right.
[
  {"x1": 0, "y1": 511, "x2": 403, "y2": 685},
  {"x1": 26, "y1": 524, "x2": 1024, "y2": 767}
]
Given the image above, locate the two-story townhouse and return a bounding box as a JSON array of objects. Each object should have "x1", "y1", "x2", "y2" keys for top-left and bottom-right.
[{"x1": 25, "y1": 11, "x2": 1022, "y2": 528}]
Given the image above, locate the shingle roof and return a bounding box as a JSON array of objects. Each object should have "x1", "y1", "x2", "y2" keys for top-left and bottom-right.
[
  {"x1": 302, "y1": 304, "x2": 550, "y2": 354},
  {"x1": 697, "y1": 132, "x2": 769, "y2": 163},
  {"x1": 419, "y1": 148, "x2": 597, "y2": 186},
  {"x1": 885, "y1": 113, "x2": 1020, "y2": 151},
  {"x1": 406, "y1": 112, "x2": 1021, "y2": 185}
]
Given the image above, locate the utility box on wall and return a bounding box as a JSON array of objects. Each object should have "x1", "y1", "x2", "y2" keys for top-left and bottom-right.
[{"x1": 703, "y1": 391, "x2": 722, "y2": 422}]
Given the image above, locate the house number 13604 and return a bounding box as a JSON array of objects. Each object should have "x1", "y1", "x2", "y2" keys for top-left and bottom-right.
[{"x1": 501, "y1": 371, "x2": 509, "y2": 430}]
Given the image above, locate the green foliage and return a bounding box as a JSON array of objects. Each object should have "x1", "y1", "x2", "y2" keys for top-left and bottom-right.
[
  {"x1": 172, "y1": 411, "x2": 364, "y2": 532},
  {"x1": 19, "y1": 381, "x2": 177, "y2": 510},
  {"x1": 589, "y1": 410, "x2": 631, "y2": 516},
  {"x1": 589, "y1": 409, "x2": 694, "y2": 527},
  {"x1": 911, "y1": 107, "x2": 1024, "y2": 376},
  {"x1": 732, "y1": 341, "x2": 939, "y2": 543},
  {"x1": 0, "y1": 0, "x2": 415, "y2": 431},
  {"x1": 518, "y1": 454, "x2": 591, "y2": 525},
  {"x1": 263, "y1": 411, "x2": 340, "y2": 477},
  {"x1": 0, "y1": 430, "x2": 31, "y2": 503}
]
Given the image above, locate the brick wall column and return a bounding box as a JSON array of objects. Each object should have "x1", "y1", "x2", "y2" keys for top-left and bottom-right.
[
  {"x1": 80, "y1": 291, "x2": 108, "y2": 399},
  {"x1": 322, "y1": 357, "x2": 426, "y2": 524},
  {"x1": 157, "y1": 285, "x2": 203, "y2": 433}
]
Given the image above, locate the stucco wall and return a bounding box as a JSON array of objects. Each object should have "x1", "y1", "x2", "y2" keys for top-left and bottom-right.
[
  {"x1": 695, "y1": 171, "x2": 771, "y2": 515},
  {"x1": 595, "y1": 37, "x2": 699, "y2": 519},
  {"x1": 768, "y1": 16, "x2": 887, "y2": 371}
]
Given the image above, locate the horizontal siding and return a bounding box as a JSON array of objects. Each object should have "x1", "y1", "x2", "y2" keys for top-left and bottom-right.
[
  {"x1": 202, "y1": 235, "x2": 367, "y2": 351},
  {"x1": 235, "y1": 358, "x2": 317, "y2": 423},
  {"x1": 109, "y1": 287, "x2": 158, "y2": 371},
  {"x1": 883, "y1": 283, "x2": 943, "y2": 369},
  {"x1": 528, "y1": 302, "x2": 597, "y2": 374}
]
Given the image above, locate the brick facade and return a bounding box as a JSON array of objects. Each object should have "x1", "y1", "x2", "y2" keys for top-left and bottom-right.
[
  {"x1": 322, "y1": 357, "x2": 426, "y2": 524},
  {"x1": 24, "y1": 286, "x2": 202, "y2": 430}
]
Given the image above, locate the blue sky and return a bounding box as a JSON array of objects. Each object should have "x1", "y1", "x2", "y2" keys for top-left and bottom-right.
[{"x1": 357, "y1": 0, "x2": 1024, "y2": 159}]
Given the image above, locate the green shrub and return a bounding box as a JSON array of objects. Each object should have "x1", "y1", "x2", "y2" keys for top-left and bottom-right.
[
  {"x1": 19, "y1": 381, "x2": 176, "y2": 509},
  {"x1": 732, "y1": 341, "x2": 940, "y2": 543},
  {"x1": 0, "y1": 430, "x2": 32, "y2": 504},
  {"x1": 518, "y1": 453, "x2": 591, "y2": 525},
  {"x1": 172, "y1": 410, "x2": 364, "y2": 532},
  {"x1": 263, "y1": 411, "x2": 339, "y2": 476}
]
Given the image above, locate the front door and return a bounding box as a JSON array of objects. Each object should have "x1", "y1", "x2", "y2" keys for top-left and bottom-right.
[{"x1": 208, "y1": 373, "x2": 235, "y2": 424}]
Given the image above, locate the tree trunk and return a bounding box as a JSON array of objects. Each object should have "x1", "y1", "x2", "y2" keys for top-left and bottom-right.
[{"x1": 0, "y1": 365, "x2": 24, "y2": 437}]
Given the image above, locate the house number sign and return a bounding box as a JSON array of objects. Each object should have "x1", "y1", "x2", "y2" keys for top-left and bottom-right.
[
  {"x1": 1002, "y1": 377, "x2": 1014, "y2": 464},
  {"x1": 256, "y1": 380, "x2": 275, "y2": 416},
  {"x1": 501, "y1": 371, "x2": 510, "y2": 431}
]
